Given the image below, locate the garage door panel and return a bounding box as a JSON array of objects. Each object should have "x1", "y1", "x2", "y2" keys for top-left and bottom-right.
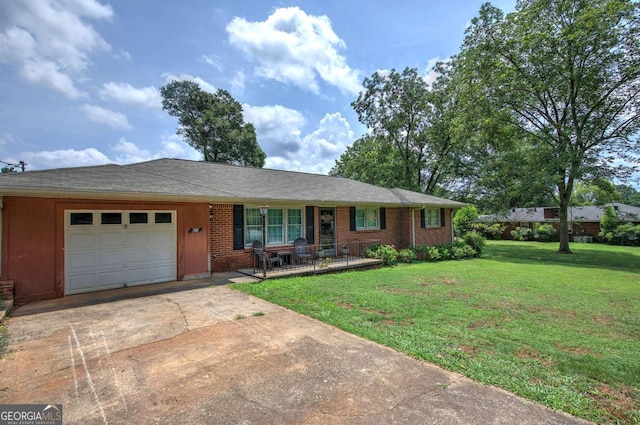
[
  {"x1": 68, "y1": 252, "x2": 95, "y2": 269},
  {"x1": 67, "y1": 273, "x2": 98, "y2": 294},
  {"x1": 128, "y1": 247, "x2": 152, "y2": 263},
  {"x1": 96, "y1": 250, "x2": 125, "y2": 268},
  {"x1": 127, "y1": 231, "x2": 151, "y2": 248},
  {"x1": 68, "y1": 233, "x2": 96, "y2": 250},
  {"x1": 66, "y1": 209, "x2": 177, "y2": 295},
  {"x1": 126, "y1": 268, "x2": 153, "y2": 285},
  {"x1": 152, "y1": 231, "x2": 173, "y2": 245},
  {"x1": 153, "y1": 264, "x2": 175, "y2": 281},
  {"x1": 98, "y1": 269, "x2": 126, "y2": 287},
  {"x1": 97, "y1": 231, "x2": 125, "y2": 248}
]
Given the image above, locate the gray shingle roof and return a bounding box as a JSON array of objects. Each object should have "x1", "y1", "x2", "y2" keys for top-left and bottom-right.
[{"x1": 0, "y1": 158, "x2": 466, "y2": 208}]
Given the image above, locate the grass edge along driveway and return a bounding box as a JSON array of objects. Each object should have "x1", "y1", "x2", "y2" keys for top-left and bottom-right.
[{"x1": 232, "y1": 241, "x2": 640, "y2": 425}]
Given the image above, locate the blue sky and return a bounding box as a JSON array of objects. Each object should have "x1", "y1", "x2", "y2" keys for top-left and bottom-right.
[{"x1": 0, "y1": 0, "x2": 516, "y2": 174}]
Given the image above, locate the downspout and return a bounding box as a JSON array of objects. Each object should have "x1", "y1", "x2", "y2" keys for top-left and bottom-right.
[{"x1": 451, "y1": 208, "x2": 455, "y2": 242}]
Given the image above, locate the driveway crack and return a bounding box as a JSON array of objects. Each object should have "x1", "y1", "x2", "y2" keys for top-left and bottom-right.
[{"x1": 166, "y1": 298, "x2": 190, "y2": 331}]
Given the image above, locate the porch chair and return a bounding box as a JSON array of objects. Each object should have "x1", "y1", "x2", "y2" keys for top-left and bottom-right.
[
  {"x1": 293, "y1": 238, "x2": 313, "y2": 265},
  {"x1": 252, "y1": 240, "x2": 280, "y2": 269}
]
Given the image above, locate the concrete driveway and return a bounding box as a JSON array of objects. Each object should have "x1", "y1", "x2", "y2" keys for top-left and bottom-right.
[{"x1": 0, "y1": 275, "x2": 590, "y2": 425}]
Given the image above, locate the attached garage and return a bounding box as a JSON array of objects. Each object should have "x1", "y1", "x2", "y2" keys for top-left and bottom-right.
[{"x1": 65, "y1": 210, "x2": 177, "y2": 294}]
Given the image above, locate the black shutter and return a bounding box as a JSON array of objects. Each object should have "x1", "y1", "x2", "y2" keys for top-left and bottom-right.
[
  {"x1": 233, "y1": 204, "x2": 244, "y2": 250},
  {"x1": 305, "y1": 206, "x2": 315, "y2": 244},
  {"x1": 379, "y1": 208, "x2": 386, "y2": 229},
  {"x1": 440, "y1": 208, "x2": 446, "y2": 227},
  {"x1": 349, "y1": 207, "x2": 356, "y2": 231},
  {"x1": 420, "y1": 209, "x2": 426, "y2": 228}
]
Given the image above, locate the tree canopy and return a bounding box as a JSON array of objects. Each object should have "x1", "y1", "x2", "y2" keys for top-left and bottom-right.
[
  {"x1": 331, "y1": 68, "x2": 463, "y2": 194},
  {"x1": 455, "y1": 0, "x2": 640, "y2": 252},
  {"x1": 161, "y1": 80, "x2": 266, "y2": 167}
]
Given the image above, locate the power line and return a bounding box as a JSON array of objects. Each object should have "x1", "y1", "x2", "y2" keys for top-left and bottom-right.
[{"x1": 0, "y1": 160, "x2": 27, "y2": 172}]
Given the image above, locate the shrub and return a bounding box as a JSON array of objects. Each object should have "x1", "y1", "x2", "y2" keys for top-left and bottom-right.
[
  {"x1": 600, "y1": 205, "x2": 622, "y2": 235},
  {"x1": 462, "y1": 232, "x2": 485, "y2": 255},
  {"x1": 534, "y1": 223, "x2": 557, "y2": 242},
  {"x1": 397, "y1": 248, "x2": 416, "y2": 263},
  {"x1": 475, "y1": 222, "x2": 506, "y2": 240},
  {"x1": 454, "y1": 206, "x2": 479, "y2": 236},
  {"x1": 365, "y1": 244, "x2": 398, "y2": 265},
  {"x1": 511, "y1": 226, "x2": 533, "y2": 241},
  {"x1": 601, "y1": 223, "x2": 640, "y2": 246},
  {"x1": 425, "y1": 246, "x2": 442, "y2": 262}
]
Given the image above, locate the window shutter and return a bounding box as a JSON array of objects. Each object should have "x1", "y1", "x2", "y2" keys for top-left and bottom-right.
[
  {"x1": 305, "y1": 206, "x2": 315, "y2": 244},
  {"x1": 379, "y1": 208, "x2": 386, "y2": 229},
  {"x1": 349, "y1": 207, "x2": 356, "y2": 231},
  {"x1": 233, "y1": 205, "x2": 244, "y2": 250},
  {"x1": 440, "y1": 208, "x2": 446, "y2": 227},
  {"x1": 420, "y1": 209, "x2": 426, "y2": 228}
]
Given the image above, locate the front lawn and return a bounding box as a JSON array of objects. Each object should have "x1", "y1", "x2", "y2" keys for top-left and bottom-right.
[{"x1": 231, "y1": 241, "x2": 640, "y2": 424}]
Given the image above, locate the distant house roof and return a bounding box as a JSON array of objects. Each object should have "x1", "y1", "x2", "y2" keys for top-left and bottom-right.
[
  {"x1": 0, "y1": 158, "x2": 466, "y2": 208},
  {"x1": 479, "y1": 203, "x2": 640, "y2": 223}
]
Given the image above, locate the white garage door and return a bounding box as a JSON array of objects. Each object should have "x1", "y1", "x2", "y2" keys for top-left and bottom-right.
[{"x1": 65, "y1": 210, "x2": 177, "y2": 295}]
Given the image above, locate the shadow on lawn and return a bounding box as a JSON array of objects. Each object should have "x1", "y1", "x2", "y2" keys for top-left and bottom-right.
[{"x1": 484, "y1": 242, "x2": 640, "y2": 273}]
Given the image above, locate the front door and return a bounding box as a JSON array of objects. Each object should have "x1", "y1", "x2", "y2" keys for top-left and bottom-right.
[{"x1": 319, "y1": 208, "x2": 335, "y2": 256}]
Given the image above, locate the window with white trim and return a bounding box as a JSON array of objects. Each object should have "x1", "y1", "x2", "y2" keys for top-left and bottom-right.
[
  {"x1": 425, "y1": 208, "x2": 440, "y2": 227},
  {"x1": 245, "y1": 207, "x2": 304, "y2": 246},
  {"x1": 356, "y1": 208, "x2": 379, "y2": 230}
]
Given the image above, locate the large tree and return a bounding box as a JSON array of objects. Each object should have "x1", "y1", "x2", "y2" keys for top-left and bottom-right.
[
  {"x1": 161, "y1": 80, "x2": 266, "y2": 167},
  {"x1": 341, "y1": 67, "x2": 462, "y2": 194},
  {"x1": 458, "y1": 0, "x2": 640, "y2": 253}
]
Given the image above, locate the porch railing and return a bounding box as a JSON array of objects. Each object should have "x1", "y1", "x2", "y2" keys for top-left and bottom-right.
[{"x1": 252, "y1": 239, "x2": 381, "y2": 276}]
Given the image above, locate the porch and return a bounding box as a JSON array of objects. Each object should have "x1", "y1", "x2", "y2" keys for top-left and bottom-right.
[{"x1": 237, "y1": 239, "x2": 383, "y2": 279}]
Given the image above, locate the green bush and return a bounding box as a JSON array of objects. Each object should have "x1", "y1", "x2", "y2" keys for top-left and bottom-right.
[
  {"x1": 511, "y1": 226, "x2": 533, "y2": 241},
  {"x1": 534, "y1": 223, "x2": 557, "y2": 242},
  {"x1": 416, "y1": 241, "x2": 478, "y2": 262},
  {"x1": 462, "y1": 232, "x2": 485, "y2": 255},
  {"x1": 397, "y1": 248, "x2": 416, "y2": 263},
  {"x1": 454, "y1": 205, "x2": 479, "y2": 236},
  {"x1": 365, "y1": 244, "x2": 399, "y2": 265},
  {"x1": 473, "y1": 222, "x2": 506, "y2": 240},
  {"x1": 600, "y1": 223, "x2": 640, "y2": 246}
]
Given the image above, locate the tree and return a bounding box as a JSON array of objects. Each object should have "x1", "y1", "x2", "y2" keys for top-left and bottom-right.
[
  {"x1": 1, "y1": 167, "x2": 16, "y2": 173},
  {"x1": 458, "y1": 0, "x2": 640, "y2": 253},
  {"x1": 160, "y1": 80, "x2": 266, "y2": 167},
  {"x1": 345, "y1": 67, "x2": 462, "y2": 194},
  {"x1": 571, "y1": 180, "x2": 621, "y2": 206},
  {"x1": 453, "y1": 205, "x2": 479, "y2": 236},
  {"x1": 329, "y1": 136, "x2": 401, "y2": 187},
  {"x1": 616, "y1": 184, "x2": 640, "y2": 207}
]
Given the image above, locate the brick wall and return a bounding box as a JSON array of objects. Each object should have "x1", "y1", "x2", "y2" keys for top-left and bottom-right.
[
  {"x1": 413, "y1": 208, "x2": 453, "y2": 246},
  {"x1": 210, "y1": 204, "x2": 456, "y2": 272}
]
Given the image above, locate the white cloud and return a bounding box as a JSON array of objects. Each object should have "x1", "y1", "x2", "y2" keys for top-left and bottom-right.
[
  {"x1": 243, "y1": 104, "x2": 354, "y2": 174},
  {"x1": 99, "y1": 82, "x2": 162, "y2": 108},
  {"x1": 227, "y1": 7, "x2": 361, "y2": 95},
  {"x1": 21, "y1": 148, "x2": 111, "y2": 169},
  {"x1": 81, "y1": 104, "x2": 131, "y2": 130},
  {"x1": 112, "y1": 137, "x2": 201, "y2": 164},
  {"x1": 162, "y1": 73, "x2": 216, "y2": 93},
  {"x1": 199, "y1": 54, "x2": 222, "y2": 72},
  {"x1": 0, "y1": 0, "x2": 112, "y2": 98},
  {"x1": 244, "y1": 104, "x2": 306, "y2": 158},
  {"x1": 231, "y1": 69, "x2": 245, "y2": 95},
  {"x1": 423, "y1": 56, "x2": 451, "y2": 86}
]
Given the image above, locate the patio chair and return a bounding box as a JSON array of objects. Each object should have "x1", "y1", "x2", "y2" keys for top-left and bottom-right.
[
  {"x1": 252, "y1": 240, "x2": 280, "y2": 269},
  {"x1": 293, "y1": 238, "x2": 313, "y2": 265}
]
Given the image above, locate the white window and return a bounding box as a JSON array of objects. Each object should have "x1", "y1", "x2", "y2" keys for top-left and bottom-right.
[
  {"x1": 356, "y1": 208, "x2": 379, "y2": 230},
  {"x1": 246, "y1": 207, "x2": 303, "y2": 246},
  {"x1": 425, "y1": 208, "x2": 440, "y2": 227},
  {"x1": 287, "y1": 208, "x2": 303, "y2": 243}
]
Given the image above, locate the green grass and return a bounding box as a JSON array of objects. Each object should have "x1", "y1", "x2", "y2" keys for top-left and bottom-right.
[{"x1": 231, "y1": 241, "x2": 640, "y2": 424}]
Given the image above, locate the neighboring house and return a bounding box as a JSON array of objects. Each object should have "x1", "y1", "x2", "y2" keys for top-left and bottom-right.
[
  {"x1": 0, "y1": 158, "x2": 465, "y2": 302},
  {"x1": 479, "y1": 203, "x2": 640, "y2": 240}
]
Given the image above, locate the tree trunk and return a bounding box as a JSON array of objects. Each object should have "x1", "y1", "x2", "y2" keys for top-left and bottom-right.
[{"x1": 557, "y1": 193, "x2": 572, "y2": 254}]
